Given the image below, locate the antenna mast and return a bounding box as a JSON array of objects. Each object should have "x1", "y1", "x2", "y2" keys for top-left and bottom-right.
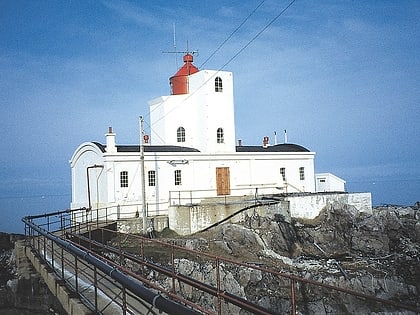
[
  {"x1": 162, "y1": 24, "x2": 199, "y2": 69},
  {"x1": 173, "y1": 22, "x2": 178, "y2": 68}
]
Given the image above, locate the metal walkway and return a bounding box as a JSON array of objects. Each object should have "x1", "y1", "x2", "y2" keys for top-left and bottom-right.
[{"x1": 22, "y1": 207, "x2": 420, "y2": 314}]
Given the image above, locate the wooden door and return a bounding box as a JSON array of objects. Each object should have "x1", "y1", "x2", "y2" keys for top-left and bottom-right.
[{"x1": 216, "y1": 167, "x2": 231, "y2": 195}]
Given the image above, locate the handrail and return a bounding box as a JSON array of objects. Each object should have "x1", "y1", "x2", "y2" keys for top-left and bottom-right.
[
  {"x1": 22, "y1": 217, "x2": 201, "y2": 315},
  {"x1": 22, "y1": 207, "x2": 420, "y2": 314}
]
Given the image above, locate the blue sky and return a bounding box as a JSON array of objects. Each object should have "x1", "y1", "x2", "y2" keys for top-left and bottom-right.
[{"x1": 1, "y1": 1, "x2": 419, "y2": 233}]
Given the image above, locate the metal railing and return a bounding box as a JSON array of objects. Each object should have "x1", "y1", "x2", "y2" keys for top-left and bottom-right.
[
  {"x1": 22, "y1": 207, "x2": 420, "y2": 315},
  {"x1": 22, "y1": 208, "x2": 201, "y2": 315}
]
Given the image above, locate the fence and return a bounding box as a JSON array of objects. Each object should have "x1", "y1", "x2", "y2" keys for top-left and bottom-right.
[{"x1": 22, "y1": 207, "x2": 419, "y2": 315}]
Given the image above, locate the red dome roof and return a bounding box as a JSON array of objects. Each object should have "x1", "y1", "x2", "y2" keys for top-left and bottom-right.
[{"x1": 169, "y1": 53, "x2": 199, "y2": 95}]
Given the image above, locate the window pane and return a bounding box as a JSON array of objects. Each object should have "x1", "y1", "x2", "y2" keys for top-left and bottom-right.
[
  {"x1": 215, "y1": 77, "x2": 223, "y2": 92},
  {"x1": 174, "y1": 170, "x2": 182, "y2": 186},
  {"x1": 280, "y1": 168, "x2": 286, "y2": 182},
  {"x1": 177, "y1": 127, "x2": 185, "y2": 142},
  {"x1": 148, "y1": 170, "x2": 156, "y2": 186},
  {"x1": 299, "y1": 167, "x2": 305, "y2": 180},
  {"x1": 217, "y1": 127, "x2": 224, "y2": 143},
  {"x1": 120, "y1": 171, "x2": 128, "y2": 187}
]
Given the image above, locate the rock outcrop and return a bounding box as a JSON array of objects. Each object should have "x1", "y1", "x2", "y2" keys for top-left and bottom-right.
[{"x1": 158, "y1": 203, "x2": 420, "y2": 314}]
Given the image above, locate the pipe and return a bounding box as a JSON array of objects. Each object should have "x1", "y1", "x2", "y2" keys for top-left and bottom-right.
[{"x1": 86, "y1": 164, "x2": 104, "y2": 211}]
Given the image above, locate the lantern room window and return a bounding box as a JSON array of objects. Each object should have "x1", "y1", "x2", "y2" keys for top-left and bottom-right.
[{"x1": 215, "y1": 77, "x2": 223, "y2": 92}]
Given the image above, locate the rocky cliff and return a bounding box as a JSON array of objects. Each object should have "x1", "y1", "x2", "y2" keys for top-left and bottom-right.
[{"x1": 159, "y1": 203, "x2": 420, "y2": 314}]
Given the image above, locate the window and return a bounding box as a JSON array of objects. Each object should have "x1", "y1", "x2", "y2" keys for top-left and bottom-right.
[
  {"x1": 217, "y1": 127, "x2": 224, "y2": 143},
  {"x1": 120, "y1": 171, "x2": 128, "y2": 187},
  {"x1": 174, "y1": 170, "x2": 182, "y2": 186},
  {"x1": 280, "y1": 168, "x2": 286, "y2": 182},
  {"x1": 148, "y1": 170, "x2": 156, "y2": 186},
  {"x1": 215, "y1": 77, "x2": 223, "y2": 92},
  {"x1": 299, "y1": 167, "x2": 305, "y2": 180},
  {"x1": 177, "y1": 127, "x2": 185, "y2": 142}
]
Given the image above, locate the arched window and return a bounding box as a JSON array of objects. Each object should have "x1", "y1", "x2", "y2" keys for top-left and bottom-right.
[
  {"x1": 177, "y1": 127, "x2": 185, "y2": 142},
  {"x1": 217, "y1": 127, "x2": 224, "y2": 143},
  {"x1": 215, "y1": 77, "x2": 223, "y2": 92}
]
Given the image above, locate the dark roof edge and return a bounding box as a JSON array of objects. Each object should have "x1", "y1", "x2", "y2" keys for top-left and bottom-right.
[{"x1": 236, "y1": 143, "x2": 311, "y2": 152}]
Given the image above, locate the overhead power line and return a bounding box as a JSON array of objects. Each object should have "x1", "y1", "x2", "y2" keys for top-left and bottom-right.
[
  {"x1": 219, "y1": 0, "x2": 296, "y2": 71},
  {"x1": 199, "y1": 0, "x2": 266, "y2": 68},
  {"x1": 147, "y1": 0, "x2": 296, "y2": 137}
]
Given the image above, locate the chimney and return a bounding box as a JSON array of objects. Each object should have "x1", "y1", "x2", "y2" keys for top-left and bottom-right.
[
  {"x1": 105, "y1": 127, "x2": 117, "y2": 153},
  {"x1": 238, "y1": 139, "x2": 242, "y2": 146},
  {"x1": 263, "y1": 136, "x2": 269, "y2": 148}
]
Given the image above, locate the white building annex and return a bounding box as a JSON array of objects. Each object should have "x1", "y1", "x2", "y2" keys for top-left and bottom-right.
[{"x1": 70, "y1": 53, "x2": 356, "y2": 230}]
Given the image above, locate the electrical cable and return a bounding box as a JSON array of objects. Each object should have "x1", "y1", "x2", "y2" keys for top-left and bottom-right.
[
  {"x1": 199, "y1": 0, "x2": 266, "y2": 68},
  {"x1": 146, "y1": 0, "x2": 296, "y2": 141}
]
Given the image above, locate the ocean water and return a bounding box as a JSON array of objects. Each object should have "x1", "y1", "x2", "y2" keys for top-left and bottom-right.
[{"x1": 0, "y1": 194, "x2": 70, "y2": 234}]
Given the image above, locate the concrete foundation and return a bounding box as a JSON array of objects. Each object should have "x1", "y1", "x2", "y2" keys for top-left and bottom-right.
[
  {"x1": 117, "y1": 215, "x2": 169, "y2": 234},
  {"x1": 115, "y1": 193, "x2": 372, "y2": 236},
  {"x1": 287, "y1": 192, "x2": 372, "y2": 219},
  {"x1": 168, "y1": 200, "x2": 291, "y2": 235}
]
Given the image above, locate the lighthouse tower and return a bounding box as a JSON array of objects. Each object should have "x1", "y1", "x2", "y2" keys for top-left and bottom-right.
[{"x1": 149, "y1": 54, "x2": 236, "y2": 153}]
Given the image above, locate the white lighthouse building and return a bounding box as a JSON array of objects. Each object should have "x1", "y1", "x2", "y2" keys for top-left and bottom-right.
[{"x1": 70, "y1": 54, "x2": 357, "y2": 233}]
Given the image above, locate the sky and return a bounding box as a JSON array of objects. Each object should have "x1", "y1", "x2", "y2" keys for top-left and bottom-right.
[{"x1": 1, "y1": 1, "x2": 419, "y2": 233}]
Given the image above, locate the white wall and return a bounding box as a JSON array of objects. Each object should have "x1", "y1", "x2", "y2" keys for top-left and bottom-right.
[
  {"x1": 70, "y1": 143, "x2": 316, "y2": 214},
  {"x1": 288, "y1": 192, "x2": 372, "y2": 219},
  {"x1": 148, "y1": 70, "x2": 236, "y2": 154},
  {"x1": 70, "y1": 143, "x2": 107, "y2": 210},
  {"x1": 315, "y1": 173, "x2": 346, "y2": 192}
]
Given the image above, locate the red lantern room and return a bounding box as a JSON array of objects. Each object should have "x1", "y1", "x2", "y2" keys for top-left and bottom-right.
[{"x1": 169, "y1": 53, "x2": 199, "y2": 95}]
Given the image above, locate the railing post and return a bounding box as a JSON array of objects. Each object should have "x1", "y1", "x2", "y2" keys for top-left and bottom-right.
[
  {"x1": 96, "y1": 207, "x2": 99, "y2": 228},
  {"x1": 122, "y1": 286, "x2": 127, "y2": 315},
  {"x1": 51, "y1": 240, "x2": 54, "y2": 270},
  {"x1": 61, "y1": 246, "x2": 64, "y2": 280},
  {"x1": 60, "y1": 214, "x2": 64, "y2": 237},
  {"x1": 75, "y1": 255, "x2": 79, "y2": 294},
  {"x1": 291, "y1": 278, "x2": 296, "y2": 315},
  {"x1": 43, "y1": 235, "x2": 46, "y2": 262},
  {"x1": 94, "y1": 266, "x2": 98, "y2": 312},
  {"x1": 140, "y1": 237, "x2": 145, "y2": 276},
  {"x1": 171, "y1": 241, "x2": 175, "y2": 293},
  {"x1": 216, "y1": 257, "x2": 222, "y2": 315}
]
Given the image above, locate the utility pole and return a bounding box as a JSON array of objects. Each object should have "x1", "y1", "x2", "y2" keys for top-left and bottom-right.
[{"x1": 139, "y1": 116, "x2": 147, "y2": 234}]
